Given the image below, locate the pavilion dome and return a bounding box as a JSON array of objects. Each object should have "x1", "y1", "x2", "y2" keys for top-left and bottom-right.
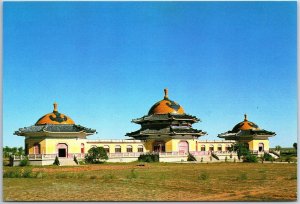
[
  {"x1": 231, "y1": 114, "x2": 260, "y2": 132},
  {"x1": 148, "y1": 89, "x2": 185, "y2": 115},
  {"x1": 35, "y1": 103, "x2": 75, "y2": 125}
]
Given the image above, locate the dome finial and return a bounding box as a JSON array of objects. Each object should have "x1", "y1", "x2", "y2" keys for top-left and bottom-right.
[
  {"x1": 244, "y1": 113, "x2": 247, "y2": 121},
  {"x1": 164, "y1": 88, "x2": 168, "y2": 99},
  {"x1": 53, "y1": 102, "x2": 58, "y2": 112}
]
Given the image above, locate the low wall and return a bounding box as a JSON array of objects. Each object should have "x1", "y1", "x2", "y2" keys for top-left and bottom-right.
[
  {"x1": 13, "y1": 159, "x2": 55, "y2": 166},
  {"x1": 107, "y1": 157, "x2": 139, "y2": 163}
]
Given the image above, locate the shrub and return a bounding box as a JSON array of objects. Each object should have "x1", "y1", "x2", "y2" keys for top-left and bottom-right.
[
  {"x1": 35, "y1": 172, "x2": 45, "y2": 179},
  {"x1": 127, "y1": 169, "x2": 138, "y2": 179},
  {"x1": 90, "y1": 175, "x2": 98, "y2": 179},
  {"x1": 79, "y1": 160, "x2": 85, "y2": 165},
  {"x1": 225, "y1": 156, "x2": 228, "y2": 162},
  {"x1": 138, "y1": 154, "x2": 159, "y2": 163},
  {"x1": 19, "y1": 157, "x2": 29, "y2": 166},
  {"x1": 53, "y1": 156, "x2": 60, "y2": 166},
  {"x1": 211, "y1": 152, "x2": 219, "y2": 160},
  {"x1": 198, "y1": 172, "x2": 209, "y2": 181},
  {"x1": 102, "y1": 174, "x2": 115, "y2": 180},
  {"x1": 237, "y1": 173, "x2": 248, "y2": 180},
  {"x1": 85, "y1": 147, "x2": 108, "y2": 164},
  {"x1": 187, "y1": 153, "x2": 196, "y2": 161},
  {"x1": 22, "y1": 168, "x2": 33, "y2": 178},
  {"x1": 243, "y1": 154, "x2": 258, "y2": 163},
  {"x1": 73, "y1": 156, "x2": 78, "y2": 165},
  {"x1": 263, "y1": 153, "x2": 274, "y2": 161},
  {"x1": 201, "y1": 157, "x2": 203, "y2": 163}
]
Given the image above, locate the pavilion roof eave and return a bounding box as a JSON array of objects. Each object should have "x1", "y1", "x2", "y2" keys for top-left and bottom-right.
[{"x1": 15, "y1": 131, "x2": 90, "y2": 138}]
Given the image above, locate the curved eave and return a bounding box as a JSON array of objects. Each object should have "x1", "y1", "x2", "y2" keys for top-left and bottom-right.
[{"x1": 15, "y1": 131, "x2": 92, "y2": 138}]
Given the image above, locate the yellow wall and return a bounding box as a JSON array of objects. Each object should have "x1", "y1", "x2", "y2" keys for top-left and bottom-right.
[
  {"x1": 86, "y1": 142, "x2": 146, "y2": 153},
  {"x1": 248, "y1": 140, "x2": 269, "y2": 151},
  {"x1": 45, "y1": 138, "x2": 87, "y2": 154},
  {"x1": 25, "y1": 138, "x2": 46, "y2": 154},
  {"x1": 196, "y1": 141, "x2": 233, "y2": 151},
  {"x1": 26, "y1": 137, "x2": 269, "y2": 155}
]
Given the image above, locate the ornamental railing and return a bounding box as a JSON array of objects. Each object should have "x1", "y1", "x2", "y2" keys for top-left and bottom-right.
[{"x1": 13, "y1": 153, "x2": 85, "y2": 160}]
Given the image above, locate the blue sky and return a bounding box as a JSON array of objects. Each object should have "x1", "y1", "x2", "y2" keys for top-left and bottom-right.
[{"x1": 3, "y1": 2, "x2": 297, "y2": 148}]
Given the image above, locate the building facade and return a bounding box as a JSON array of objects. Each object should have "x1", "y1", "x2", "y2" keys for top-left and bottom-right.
[{"x1": 13, "y1": 89, "x2": 276, "y2": 165}]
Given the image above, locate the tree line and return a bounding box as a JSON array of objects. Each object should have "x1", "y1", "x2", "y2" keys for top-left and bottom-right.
[{"x1": 3, "y1": 146, "x2": 25, "y2": 158}]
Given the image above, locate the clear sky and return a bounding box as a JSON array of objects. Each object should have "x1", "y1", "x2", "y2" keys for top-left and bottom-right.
[{"x1": 3, "y1": 1, "x2": 297, "y2": 148}]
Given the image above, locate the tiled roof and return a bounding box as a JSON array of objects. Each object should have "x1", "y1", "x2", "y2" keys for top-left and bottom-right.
[
  {"x1": 126, "y1": 126, "x2": 205, "y2": 137},
  {"x1": 132, "y1": 113, "x2": 200, "y2": 123},
  {"x1": 14, "y1": 124, "x2": 96, "y2": 135}
]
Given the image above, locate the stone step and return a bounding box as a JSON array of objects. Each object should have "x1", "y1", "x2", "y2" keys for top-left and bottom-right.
[{"x1": 58, "y1": 158, "x2": 78, "y2": 166}]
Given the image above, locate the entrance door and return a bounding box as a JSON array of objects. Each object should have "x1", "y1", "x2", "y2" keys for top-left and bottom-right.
[
  {"x1": 258, "y1": 143, "x2": 264, "y2": 152},
  {"x1": 153, "y1": 141, "x2": 165, "y2": 153},
  {"x1": 57, "y1": 143, "x2": 68, "y2": 158},
  {"x1": 58, "y1": 148, "x2": 66, "y2": 157},
  {"x1": 178, "y1": 141, "x2": 189, "y2": 154}
]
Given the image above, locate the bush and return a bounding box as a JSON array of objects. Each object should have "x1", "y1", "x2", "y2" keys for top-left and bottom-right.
[
  {"x1": 138, "y1": 154, "x2": 159, "y2": 163},
  {"x1": 53, "y1": 156, "x2": 60, "y2": 166},
  {"x1": 211, "y1": 152, "x2": 219, "y2": 160},
  {"x1": 73, "y1": 156, "x2": 78, "y2": 165},
  {"x1": 19, "y1": 157, "x2": 29, "y2": 166},
  {"x1": 198, "y1": 172, "x2": 209, "y2": 181},
  {"x1": 187, "y1": 153, "x2": 197, "y2": 161},
  {"x1": 263, "y1": 153, "x2": 274, "y2": 161},
  {"x1": 243, "y1": 154, "x2": 258, "y2": 163},
  {"x1": 127, "y1": 169, "x2": 138, "y2": 179},
  {"x1": 85, "y1": 147, "x2": 108, "y2": 164},
  {"x1": 237, "y1": 173, "x2": 248, "y2": 180}
]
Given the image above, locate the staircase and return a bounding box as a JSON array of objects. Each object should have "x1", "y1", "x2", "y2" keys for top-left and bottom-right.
[
  {"x1": 269, "y1": 152, "x2": 279, "y2": 159},
  {"x1": 58, "y1": 158, "x2": 78, "y2": 166}
]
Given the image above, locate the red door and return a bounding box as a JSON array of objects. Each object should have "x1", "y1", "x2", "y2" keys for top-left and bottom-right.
[{"x1": 178, "y1": 141, "x2": 189, "y2": 154}]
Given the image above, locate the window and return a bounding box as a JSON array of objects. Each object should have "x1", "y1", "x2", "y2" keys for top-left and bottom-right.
[
  {"x1": 225, "y1": 144, "x2": 231, "y2": 151},
  {"x1": 104, "y1": 145, "x2": 110, "y2": 153},
  {"x1": 209, "y1": 145, "x2": 214, "y2": 151},
  {"x1": 137, "y1": 145, "x2": 144, "y2": 152},
  {"x1": 258, "y1": 143, "x2": 264, "y2": 152},
  {"x1": 218, "y1": 145, "x2": 222, "y2": 151},
  {"x1": 34, "y1": 143, "x2": 40, "y2": 154},
  {"x1": 115, "y1": 145, "x2": 121, "y2": 153},
  {"x1": 127, "y1": 145, "x2": 133, "y2": 153},
  {"x1": 81, "y1": 143, "x2": 85, "y2": 154},
  {"x1": 201, "y1": 145, "x2": 206, "y2": 151}
]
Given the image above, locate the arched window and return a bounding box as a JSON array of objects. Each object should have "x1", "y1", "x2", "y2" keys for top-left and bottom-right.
[
  {"x1": 201, "y1": 145, "x2": 206, "y2": 151},
  {"x1": 218, "y1": 144, "x2": 222, "y2": 151},
  {"x1": 225, "y1": 144, "x2": 231, "y2": 151},
  {"x1": 81, "y1": 143, "x2": 85, "y2": 154},
  {"x1": 34, "y1": 143, "x2": 40, "y2": 154},
  {"x1": 209, "y1": 145, "x2": 214, "y2": 151},
  {"x1": 153, "y1": 141, "x2": 166, "y2": 153},
  {"x1": 115, "y1": 145, "x2": 121, "y2": 153},
  {"x1": 104, "y1": 145, "x2": 110, "y2": 153},
  {"x1": 258, "y1": 143, "x2": 264, "y2": 152},
  {"x1": 126, "y1": 145, "x2": 133, "y2": 153},
  {"x1": 137, "y1": 145, "x2": 144, "y2": 152}
]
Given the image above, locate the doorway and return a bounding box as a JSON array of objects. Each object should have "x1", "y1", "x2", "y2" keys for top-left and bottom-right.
[
  {"x1": 57, "y1": 143, "x2": 68, "y2": 158},
  {"x1": 178, "y1": 141, "x2": 189, "y2": 154}
]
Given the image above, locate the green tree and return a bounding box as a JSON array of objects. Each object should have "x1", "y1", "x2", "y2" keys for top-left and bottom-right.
[
  {"x1": 293, "y1": 143, "x2": 297, "y2": 151},
  {"x1": 233, "y1": 143, "x2": 257, "y2": 163},
  {"x1": 85, "y1": 147, "x2": 108, "y2": 164},
  {"x1": 275, "y1": 145, "x2": 281, "y2": 151}
]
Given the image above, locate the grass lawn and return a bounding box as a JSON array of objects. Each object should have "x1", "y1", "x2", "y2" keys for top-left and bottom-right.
[{"x1": 3, "y1": 162, "x2": 297, "y2": 201}]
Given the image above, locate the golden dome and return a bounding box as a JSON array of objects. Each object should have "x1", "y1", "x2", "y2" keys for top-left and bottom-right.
[
  {"x1": 148, "y1": 89, "x2": 185, "y2": 115},
  {"x1": 35, "y1": 103, "x2": 75, "y2": 125},
  {"x1": 232, "y1": 114, "x2": 260, "y2": 132}
]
